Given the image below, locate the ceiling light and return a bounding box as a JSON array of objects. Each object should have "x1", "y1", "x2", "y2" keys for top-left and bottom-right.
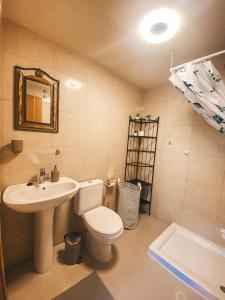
[
  {"x1": 65, "y1": 79, "x2": 81, "y2": 89},
  {"x1": 139, "y1": 8, "x2": 180, "y2": 44}
]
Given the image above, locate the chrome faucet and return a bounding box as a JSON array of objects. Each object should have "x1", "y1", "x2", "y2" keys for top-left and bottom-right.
[{"x1": 39, "y1": 168, "x2": 46, "y2": 184}]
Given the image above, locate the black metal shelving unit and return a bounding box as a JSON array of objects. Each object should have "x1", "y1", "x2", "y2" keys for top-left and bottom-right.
[{"x1": 124, "y1": 115, "x2": 160, "y2": 215}]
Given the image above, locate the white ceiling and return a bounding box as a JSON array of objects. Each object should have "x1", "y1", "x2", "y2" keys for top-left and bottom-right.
[{"x1": 2, "y1": 0, "x2": 225, "y2": 89}]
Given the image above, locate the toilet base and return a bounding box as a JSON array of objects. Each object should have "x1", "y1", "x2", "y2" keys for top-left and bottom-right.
[{"x1": 87, "y1": 233, "x2": 112, "y2": 263}]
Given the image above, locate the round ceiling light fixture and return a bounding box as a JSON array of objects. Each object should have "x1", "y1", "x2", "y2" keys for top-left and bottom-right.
[{"x1": 139, "y1": 8, "x2": 180, "y2": 44}]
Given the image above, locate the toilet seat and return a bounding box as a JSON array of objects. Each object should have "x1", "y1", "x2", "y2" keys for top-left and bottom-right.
[{"x1": 84, "y1": 206, "x2": 123, "y2": 237}]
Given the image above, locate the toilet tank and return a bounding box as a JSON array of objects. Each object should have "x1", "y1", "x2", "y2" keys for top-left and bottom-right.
[{"x1": 73, "y1": 179, "x2": 103, "y2": 215}]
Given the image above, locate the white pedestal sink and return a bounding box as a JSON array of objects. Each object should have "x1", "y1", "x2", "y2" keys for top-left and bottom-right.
[{"x1": 3, "y1": 177, "x2": 79, "y2": 273}]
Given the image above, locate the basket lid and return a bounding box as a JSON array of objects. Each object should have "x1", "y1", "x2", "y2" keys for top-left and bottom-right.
[{"x1": 119, "y1": 181, "x2": 141, "y2": 192}]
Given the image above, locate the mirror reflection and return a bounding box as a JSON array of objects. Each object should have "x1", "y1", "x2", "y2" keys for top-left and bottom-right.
[{"x1": 25, "y1": 80, "x2": 51, "y2": 124}]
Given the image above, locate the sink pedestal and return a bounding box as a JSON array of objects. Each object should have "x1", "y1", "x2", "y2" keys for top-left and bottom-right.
[
  {"x1": 34, "y1": 208, "x2": 54, "y2": 273},
  {"x1": 3, "y1": 177, "x2": 80, "y2": 273}
]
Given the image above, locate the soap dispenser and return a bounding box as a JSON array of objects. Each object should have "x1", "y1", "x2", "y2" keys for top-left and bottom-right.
[{"x1": 51, "y1": 165, "x2": 59, "y2": 182}]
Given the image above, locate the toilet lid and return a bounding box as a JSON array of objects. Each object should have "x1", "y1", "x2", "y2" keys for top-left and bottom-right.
[{"x1": 84, "y1": 206, "x2": 123, "y2": 236}]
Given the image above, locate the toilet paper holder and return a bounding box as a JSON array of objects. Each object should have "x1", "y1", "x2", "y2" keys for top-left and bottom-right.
[{"x1": 106, "y1": 178, "x2": 119, "y2": 188}]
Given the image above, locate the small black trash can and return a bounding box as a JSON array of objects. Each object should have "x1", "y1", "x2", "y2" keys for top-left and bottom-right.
[{"x1": 64, "y1": 232, "x2": 82, "y2": 265}]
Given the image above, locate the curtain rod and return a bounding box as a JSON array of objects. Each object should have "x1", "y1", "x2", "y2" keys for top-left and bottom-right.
[{"x1": 170, "y1": 49, "x2": 225, "y2": 73}]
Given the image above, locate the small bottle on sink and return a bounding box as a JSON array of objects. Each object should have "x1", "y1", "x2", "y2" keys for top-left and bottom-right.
[{"x1": 51, "y1": 165, "x2": 60, "y2": 182}]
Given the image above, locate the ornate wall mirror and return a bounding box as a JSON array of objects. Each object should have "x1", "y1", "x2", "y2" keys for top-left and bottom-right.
[{"x1": 14, "y1": 66, "x2": 59, "y2": 133}]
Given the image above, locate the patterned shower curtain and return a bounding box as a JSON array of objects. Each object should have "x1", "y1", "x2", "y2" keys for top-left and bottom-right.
[{"x1": 169, "y1": 60, "x2": 225, "y2": 134}]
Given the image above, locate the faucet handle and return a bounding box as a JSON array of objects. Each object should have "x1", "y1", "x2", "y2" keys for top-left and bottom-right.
[
  {"x1": 39, "y1": 168, "x2": 47, "y2": 184},
  {"x1": 40, "y1": 168, "x2": 46, "y2": 176}
]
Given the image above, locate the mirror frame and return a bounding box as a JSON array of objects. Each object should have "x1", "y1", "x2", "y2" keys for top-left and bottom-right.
[{"x1": 14, "y1": 66, "x2": 59, "y2": 133}]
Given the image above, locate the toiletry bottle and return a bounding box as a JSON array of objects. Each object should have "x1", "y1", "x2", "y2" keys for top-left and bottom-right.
[{"x1": 51, "y1": 165, "x2": 59, "y2": 182}]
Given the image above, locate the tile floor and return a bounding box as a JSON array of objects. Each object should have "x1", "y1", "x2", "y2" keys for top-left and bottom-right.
[{"x1": 6, "y1": 216, "x2": 203, "y2": 300}]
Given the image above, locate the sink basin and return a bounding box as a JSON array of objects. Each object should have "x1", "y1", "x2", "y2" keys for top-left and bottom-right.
[
  {"x1": 3, "y1": 177, "x2": 79, "y2": 213},
  {"x1": 3, "y1": 177, "x2": 80, "y2": 274}
]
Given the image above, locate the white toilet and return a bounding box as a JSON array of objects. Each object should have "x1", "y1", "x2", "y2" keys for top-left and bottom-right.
[{"x1": 73, "y1": 179, "x2": 123, "y2": 262}]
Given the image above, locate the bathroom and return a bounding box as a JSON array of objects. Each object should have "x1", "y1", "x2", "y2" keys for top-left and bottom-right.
[{"x1": 0, "y1": 0, "x2": 225, "y2": 299}]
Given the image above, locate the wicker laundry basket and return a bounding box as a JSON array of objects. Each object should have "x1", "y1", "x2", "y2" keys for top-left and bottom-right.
[{"x1": 117, "y1": 181, "x2": 141, "y2": 229}]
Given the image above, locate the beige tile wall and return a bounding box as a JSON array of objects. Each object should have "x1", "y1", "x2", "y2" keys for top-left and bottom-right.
[
  {"x1": 143, "y1": 55, "x2": 225, "y2": 246},
  {"x1": 2, "y1": 17, "x2": 224, "y2": 268},
  {"x1": 0, "y1": 19, "x2": 142, "y2": 266}
]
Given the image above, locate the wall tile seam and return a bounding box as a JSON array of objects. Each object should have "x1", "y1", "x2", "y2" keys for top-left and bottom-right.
[
  {"x1": 52, "y1": 47, "x2": 142, "y2": 97},
  {"x1": 58, "y1": 108, "x2": 116, "y2": 120},
  {"x1": 186, "y1": 114, "x2": 225, "y2": 157},
  {"x1": 156, "y1": 170, "x2": 224, "y2": 191},
  {"x1": 189, "y1": 152, "x2": 225, "y2": 157},
  {"x1": 163, "y1": 124, "x2": 194, "y2": 129},
  {"x1": 49, "y1": 41, "x2": 55, "y2": 70},
  {"x1": 178, "y1": 180, "x2": 187, "y2": 210},
  {"x1": 184, "y1": 179, "x2": 224, "y2": 190},
  {"x1": 57, "y1": 109, "x2": 85, "y2": 116},
  {"x1": 0, "y1": 17, "x2": 6, "y2": 54},
  {"x1": 4, "y1": 52, "x2": 54, "y2": 71},
  {"x1": 216, "y1": 168, "x2": 225, "y2": 221},
  {"x1": 159, "y1": 145, "x2": 189, "y2": 150},
  {"x1": 52, "y1": 144, "x2": 81, "y2": 149},
  {"x1": 59, "y1": 108, "x2": 85, "y2": 118},
  {"x1": 188, "y1": 152, "x2": 225, "y2": 158},
  {"x1": 182, "y1": 192, "x2": 221, "y2": 221},
  {"x1": 0, "y1": 98, "x2": 11, "y2": 102},
  {"x1": 52, "y1": 51, "x2": 89, "y2": 83},
  {"x1": 180, "y1": 157, "x2": 192, "y2": 224},
  {"x1": 185, "y1": 178, "x2": 224, "y2": 189},
  {"x1": 20, "y1": 145, "x2": 53, "y2": 151},
  {"x1": 62, "y1": 76, "x2": 141, "y2": 101},
  {"x1": 156, "y1": 171, "x2": 188, "y2": 181},
  {"x1": 0, "y1": 78, "x2": 141, "y2": 113}
]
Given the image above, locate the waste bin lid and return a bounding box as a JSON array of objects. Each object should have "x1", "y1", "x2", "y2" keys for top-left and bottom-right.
[{"x1": 64, "y1": 232, "x2": 82, "y2": 246}]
